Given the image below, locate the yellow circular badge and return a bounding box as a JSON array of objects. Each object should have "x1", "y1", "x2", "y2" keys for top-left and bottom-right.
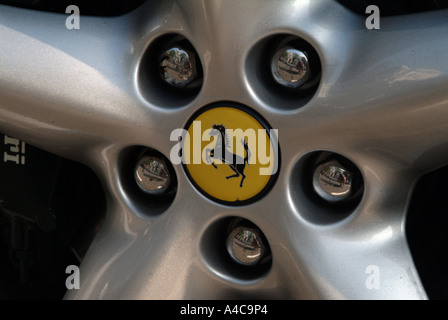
[{"x1": 183, "y1": 104, "x2": 279, "y2": 205}]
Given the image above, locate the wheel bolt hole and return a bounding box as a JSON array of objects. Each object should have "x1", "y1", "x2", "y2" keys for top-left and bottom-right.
[
  {"x1": 200, "y1": 217, "x2": 272, "y2": 281},
  {"x1": 291, "y1": 151, "x2": 364, "y2": 225},
  {"x1": 119, "y1": 146, "x2": 177, "y2": 216},
  {"x1": 226, "y1": 218, "x2": 271, "y2": 267},
  {"x1": 311, "y1": 153, "x2": 363, "y2": 207},
  {"x1": 138, "y1": 34, "x2": 203, "y2": 108}
]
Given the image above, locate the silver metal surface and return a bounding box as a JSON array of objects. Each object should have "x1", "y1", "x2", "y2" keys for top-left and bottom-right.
[
  {"x1": 0, "y1": 0, "x2": 447, "y2": 300},
  {"x1": 226, "y1": 226, "x2": 265, "y2": 266},
  {"x1": 271, "y1": 47, "x2": 310, "y2": 88},
  {"x1": 313, "y1": 161, "x2": 352, "y2": 202},
  {"x1": 134, "y1": 156, "x2": 170, "y2": 195},
  {"x1": 160, "y1": 47, "x2": 196, "y2": 88}
]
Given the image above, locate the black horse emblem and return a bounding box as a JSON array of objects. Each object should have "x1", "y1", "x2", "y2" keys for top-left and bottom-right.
[{"x1": 206, "y1": 124, "x2": 251, "y2": 187}]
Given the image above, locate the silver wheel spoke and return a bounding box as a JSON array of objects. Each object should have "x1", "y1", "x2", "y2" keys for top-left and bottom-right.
[
  {"x1": 0, "y1": 5, "x2": 163, "y2": 161},
  {"x1": 305, "y1": 9, "x2": 448, "y2": 175},
  {"x1": 283, "y1": 170, "x2": 425, "y2": 299},
  {"x1": 65, "y1": 180, "x2": 289, "y2": 299}
]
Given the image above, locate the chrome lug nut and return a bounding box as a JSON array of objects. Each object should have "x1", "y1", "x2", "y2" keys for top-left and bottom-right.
[
  {"x1": 271, "y1": 46, "x2": 311, "y2": 89},
  {"x1": 226, "y1": 226, "x2": 265, "y2": 266},
  {"x1": 134, "y1": 155, "x2": 171, "y2": 195},
  {"x1": 159, "y1": 47, "x2": 197, "y2": 88},
  {"x1": 313, "y1": 160, "x2": 353, "y2": 202}
]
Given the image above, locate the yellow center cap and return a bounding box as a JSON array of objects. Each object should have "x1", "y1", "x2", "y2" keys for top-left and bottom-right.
[{"x1": 183, "y1": 104, "x2": 280, "y2": 205}]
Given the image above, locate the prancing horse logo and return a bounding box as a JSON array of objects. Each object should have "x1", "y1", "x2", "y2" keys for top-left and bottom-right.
[{"x1": 205, "y1": 124, "x2": 251, "y2": 187}]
